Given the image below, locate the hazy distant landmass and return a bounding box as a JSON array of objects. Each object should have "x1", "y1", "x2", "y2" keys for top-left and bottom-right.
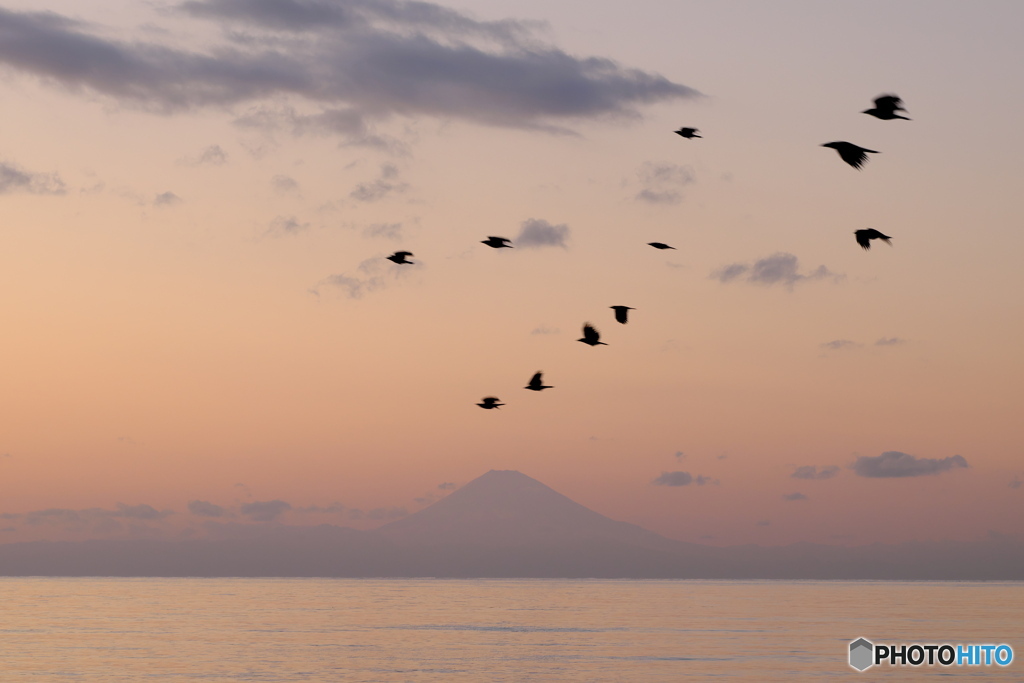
[{"x1": 1, "y1": 471, "x2": 1021, "y2": 579}]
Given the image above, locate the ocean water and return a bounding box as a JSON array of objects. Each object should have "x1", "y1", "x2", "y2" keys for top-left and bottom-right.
[{"x1": 0, "y1": 578, "x2": 1020, "y2": 681}]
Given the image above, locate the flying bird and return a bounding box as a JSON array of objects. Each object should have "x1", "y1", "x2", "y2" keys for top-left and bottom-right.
[
  {"x1": 854, "y1": 229, "x2": 893, "y2": 250},
  {"x1": 863, "y1": 94, "x2": 910, "y2": 120},
  {"x1": 477, "y1": 396, "x2": 504, "y2": 409},
  {"x1": 578, "y1": 323, "x2": 607, "y2": 347},
  {"x1": 386, "y1": 251, "x2": 414, "y2": 264},
  {"x1": 674, "y1": 127, "x2": 701, "y2": 139},
  {"x1": 481, "y1": 236, "x2": 513, "y2": 249},
  {"x1": 610, "y1": 306, "x2": 634, "y2": 324},
  {"x1": 821, "y1": 142, "x2": 879, "y2": 170},
  {"x1": 648, "y1": 242, "x2": 676, "y2": 250},
  {"x1": 525, "y1": 372, "x2": 552, "y2": 391}
]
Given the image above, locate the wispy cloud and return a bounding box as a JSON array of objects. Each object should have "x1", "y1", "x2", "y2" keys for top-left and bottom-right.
[
  {"x1": 362, "y1": 222, "x2": 403, "y2": 240},
  {"x1": 180, "y1": 144, "x2": 228, "y2": 166},
  {"x1": 875, "y1": 337, "x2": 906, "y2": 346},
  {"x1": 0, "y1": 161, "x2": 67, "y2": 195},
  {"x1": 711, "y1": 253, "x2": 842, "y2": 288},
  {"x1": 271, "y1": 174, "x2": 299, "y2": 193},
  {"x1": 783, "y1": 492, "x2": 808, "y2": 501},
  {"x1": 821, "y1": 340, "x2": 860, "y2": 351},
  {"x1": 350, "y1": 163, "x2": 408, "y2": 202},
  {"x1": 634, "y1": 161, "x2": 695, "y2": 204},
  {"x1": 852, "y1": 451, "x2": 969, "y2": 478},
  {"x1": 267, "y1": 215, "x2": 310, "y2": 236},
  {"x1": 0, "y1": 3, "x2": 697, "y2": 144},
  {"x1": 516, "y1": 218, "x2": 570, "y2": 249},
  {"x1": 791, "y1": 465, "x2": 839, "y2": 480}
]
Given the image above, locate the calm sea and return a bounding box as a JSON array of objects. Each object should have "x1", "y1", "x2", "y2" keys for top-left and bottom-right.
[{"x1": 0, "y1": 578, "x2": 1020, "y2": 681}]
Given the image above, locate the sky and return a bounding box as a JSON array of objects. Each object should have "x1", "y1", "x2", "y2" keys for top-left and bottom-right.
[{"x1": 1, "y1": 0, "x2": 1022, "y2": 548}]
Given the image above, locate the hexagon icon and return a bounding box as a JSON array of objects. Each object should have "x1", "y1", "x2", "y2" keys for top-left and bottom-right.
[{"x1": 849, "y1": 638, "x2": 874, "y2": 671}]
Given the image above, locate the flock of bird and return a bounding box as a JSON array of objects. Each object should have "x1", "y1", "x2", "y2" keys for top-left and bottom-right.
[{"x1": 383, "y1": 94, "x2": 909, "y2": 409}]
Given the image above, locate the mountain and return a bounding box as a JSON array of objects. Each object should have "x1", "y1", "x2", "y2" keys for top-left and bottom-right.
[
  {"x1": 378, "y1": 469, "x2": 678, "y2": 551},
  {"x1": 1, "y1": 470, "x2": 1022, "y2": 578}
]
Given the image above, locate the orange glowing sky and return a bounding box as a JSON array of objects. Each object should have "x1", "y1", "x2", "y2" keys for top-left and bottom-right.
[{"x1": 1, "y1": 0, "x2": 1022, "y2": 546}]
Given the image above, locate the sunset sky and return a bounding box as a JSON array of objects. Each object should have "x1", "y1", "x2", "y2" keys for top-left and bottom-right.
[{"x1": 1, "y1": 0, "x2": 1022, "y2": 548}]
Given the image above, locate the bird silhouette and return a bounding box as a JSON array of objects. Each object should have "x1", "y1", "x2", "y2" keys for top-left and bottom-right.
[
  {"x1": 578, "y1": 323, "x2": 607, "y2": 346},
  {"x1": 477, "y1": 396, "x2": 504, "y2": 409},
  {"x1": 674, "y1": 127, "x2": 701, "y2": 139},
  {"x1": 386, "y1": 251, "x2": 414, "y2": 264},
  {"x1": 648, "y1": 242, "x2": 676, "y2": 250},
  {"x1": 863, "y1": 94, "x2": 910, "y2": 121},
  {"x1": 854, "y1": 229, "x2": 893, "y2": 250},
  {"x1": 481, "y1": 236, "x2": 513, "y2": 249},
  {"x1": 525, "y1": 371, "x2": 552, "y2": 391},
  {"x1": 821, "y1": 142, "x2": 879, "y2": 170},
  {"x1": 610, "y1": 306, "x2": 634, "y2": 324}
]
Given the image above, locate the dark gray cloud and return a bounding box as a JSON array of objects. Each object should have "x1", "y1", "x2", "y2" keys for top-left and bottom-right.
[
  {"x1": 852, "y1": 451, "x2": 969, "y2": 478},
  {"x1": 756, "y1": 520, "x2": 771, "y2": 527},
  {"x1": 821, "y1": 340, "x2": 859, "y2": 351},
  {"x1": 653, "y1": 471, "x2": 692, "y2": 486},
  {"x1": 711, "y1": 253, "x2": 841, "y2": 288},
  {"x1": 362, "y1": 222, "x2": 402, "y2": 239},
  {"x1": 1008, "y1": 478, "x2": 1021, "y2": 490},
  {"x1": 0, "y1": 4, "x2": 696, "y2": 141},
  {"x1": 188, "y1": 500, "x2": 227, "y2": 517},
  {"x1": 875, "y1": 337, "x2": 906, "y2": 346},
  {"x1": 437, "y1": 482, "x2": 456, "y2": 490},
  {"x1": 268, "y1": 214, "x2": 310, "y2": 235},
  {"x1": 239, "y1": 499, "x2": 292, "y2": 521},
  {"x1": 634, "y1": 161, "x2": 695, "y2": 204},
  {"x1": 783, "y1": 492, "x2": 808, "y2": 501},
  {"x1": 0, "y1": 161, "x2": 67, "y2": 195},
  {"x1": 350, "y1": 164, "x2": 407, "y2": 202},
  {"x1": 673, "y1": 451, "x2": 686, "y2": 460},
  {"x1": 516, "y1": 218, "x2": 569, "y2": 249},
  {"x1": 652, "y1": 471, "x2": 717, "y2": 487},
  {"x1": 792, "y1": 465, "x2": 839, "y2": 480},
  {"x1": 154, "y1": 191, "x2": 183, "y2": 206}
]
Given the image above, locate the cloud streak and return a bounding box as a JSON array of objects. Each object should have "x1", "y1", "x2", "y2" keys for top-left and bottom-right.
[
  {"x1": 792, "y1": 465, "x2": 839, "y2": 480},
  {"x1": 651, "y1": 471, "x2": 718, "y2": 487},
  {"x1": 852, "y1": 451, "x2": 969, "y2": 478},
  {"x1": 711, "y1": 253, "x2": 842, "y2": 288}
]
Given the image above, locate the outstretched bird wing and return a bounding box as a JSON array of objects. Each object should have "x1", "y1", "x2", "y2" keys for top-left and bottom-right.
[
  {"x1": 874, "y1": 94, "x2": 904, "y2": 111},
  {"x1": 854, "y1": 230, "x2": 872, "y2": 250},
  {"x1": 582, "y1": 323, "x2": 601, "y2": 344},
  {"x1": 528, "y1": 372, "x2": 543, "y2": 389}
]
